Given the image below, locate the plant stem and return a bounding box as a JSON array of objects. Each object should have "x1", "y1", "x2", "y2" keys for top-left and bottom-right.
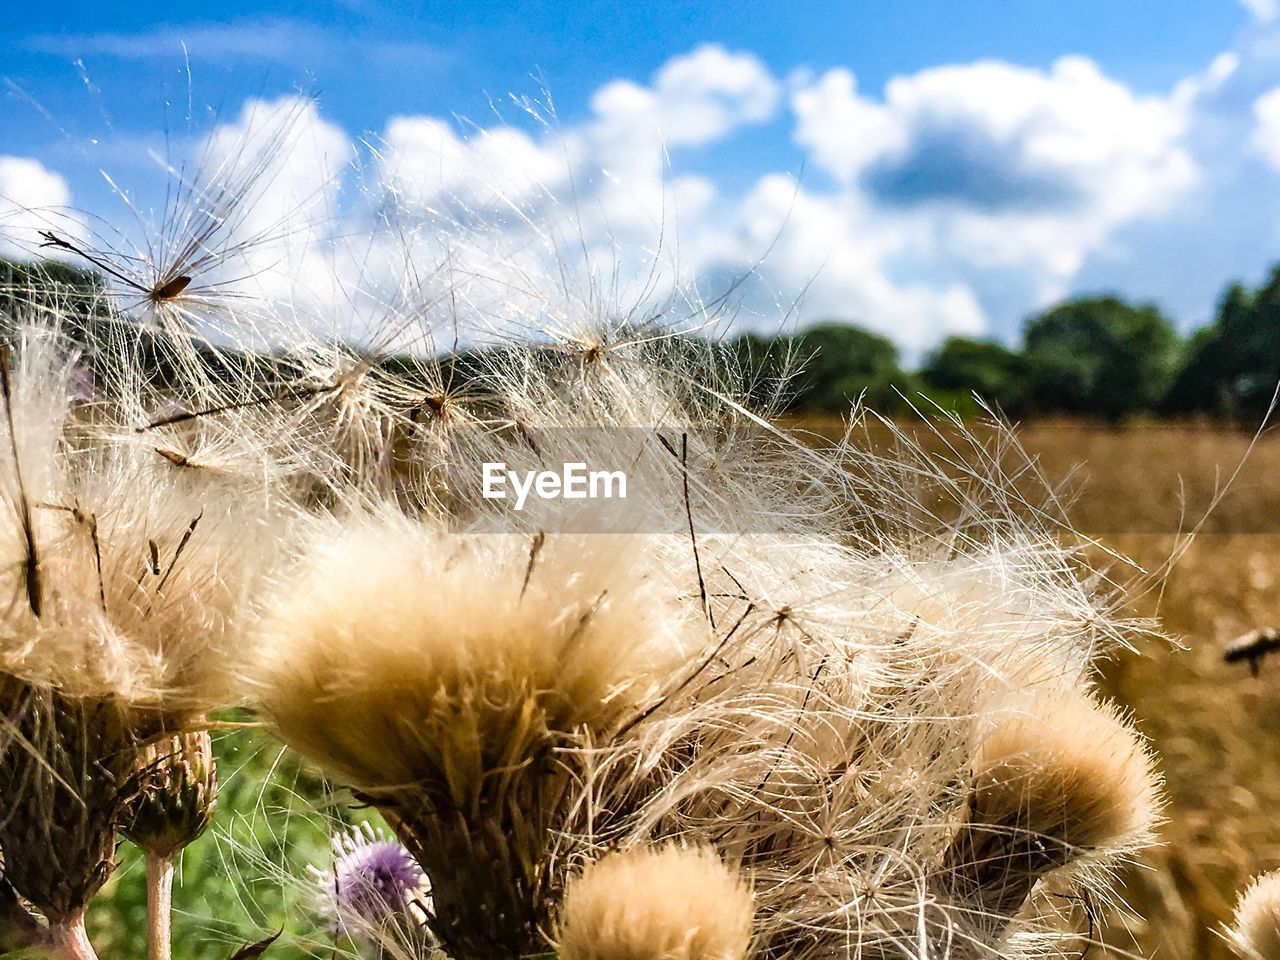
[
  {"x1": 146, "y1": 852, "x2": 175, "y2": 960},
  {"x1": 49, "y1": 914, "x2": 98, "y2": 960}
]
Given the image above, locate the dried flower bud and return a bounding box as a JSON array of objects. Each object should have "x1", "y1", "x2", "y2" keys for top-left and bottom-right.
[
  {"x1": 0, "y1": 676, "x2": 141, "y2": 925},
  {"x1": 121, "y1": 732, "x2": 218, "y2": 860}
]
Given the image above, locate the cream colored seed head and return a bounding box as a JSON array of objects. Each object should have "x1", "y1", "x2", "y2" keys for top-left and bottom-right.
[
  {"x1": 557, "y1": 845, "x2": 754, "y2": 960},
  {"x1": 1232, "y1": 871, "x2": 1280, "y2": 960},
  {"x1": 251, "y1": 508, "x2": 696, "y2": 792},
  {"x1": 970, "y1": 690, "x2": 1161, "y2": 855}
]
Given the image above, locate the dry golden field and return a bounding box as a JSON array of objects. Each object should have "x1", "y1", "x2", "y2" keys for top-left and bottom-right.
[
  {"x1": 885, "y1": 420, "x2": 1280, "y2": 960},
  {"x1": 787, "y1": 415, "x2": 1280, "y2": 958}
]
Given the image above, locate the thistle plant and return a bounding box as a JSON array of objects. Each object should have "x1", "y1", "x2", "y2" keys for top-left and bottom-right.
[
  {"x1": 252, "y1": 513, "x2": 695, "y2": 958},
  {"x1": 308, "y1": 823, "x2": 432, "y2": 947},
  {"x1": 0, "y1": 300, "x2": 284, "y2": 957},
  {"x1": 0, "y1": 97, "x2": 1171, "y2": 960},
  {"x1": 555, "y1": 844, "x2": 754, "y2": 960},
  {"x1": 0, "y1": 678, "x2": 148, "y2": 958},
  {"x1": 940, "y1": 690, "x2": 1160, "y2": 947},
  {"x1": 121, "y1": 732, "x2": 219, "y2": 960}
]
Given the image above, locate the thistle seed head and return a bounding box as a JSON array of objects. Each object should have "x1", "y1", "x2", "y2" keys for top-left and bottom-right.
[
  {"x1": 1232, "y1": 871, "x2": 1280, "y2": 960},
  {"x1": 0, "y1": 675, "x2": 148, "y2": 924},
  {"x1": 556, "y1": 844, "x2": 754, "y2": 960},
  {"x1": 943, "y1": 690, "x2": 1161, "y2": 940}
]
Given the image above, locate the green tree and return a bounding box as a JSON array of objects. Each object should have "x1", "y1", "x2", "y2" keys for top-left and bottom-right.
[
  {"x1": 921, "y1": 336, "x2": 1030, "y2": 417},
  {"x1": 1166, "y1": 273, "x2": 1280, "y2": 423},
  {"x1": 1022, "y1": 296, "x2": 1180, "y2": 421},
  {"x1": 791, "y1": 322, "x2": 912, "y2": 414}
]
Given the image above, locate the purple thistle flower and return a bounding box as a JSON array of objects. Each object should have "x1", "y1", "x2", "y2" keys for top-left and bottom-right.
[
  {"x1": 309, "y1": 823, "x2": 431, "y2": 938},
  {"x1": 70, "y1": 360, "x2": 95, "y2": 405}
]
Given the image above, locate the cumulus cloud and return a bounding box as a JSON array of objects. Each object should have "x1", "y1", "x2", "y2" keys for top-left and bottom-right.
[
  {"x1": 39, "y1": 31, "x2": 1280, "y2": 352},
  {"x1": 789, "y1": 56, "x2": 1197, "y2": 312},
  {"x1": 365, "y1": 45, "x2": 986, "y2": 348},
  {"x1": 194, "y1": 96, "x2": 355, "y2": 313},
  {"x1": 724, "y1": 175, "x2": 986, "y2": 345},
  {"x1": 170, "y1": 47, "x2": 1215, "y2": 349},
  {"x1": 380, "y1": 118, "x2": 567, "y2": 213},
  {"x1": 0, "y1": 156, "x2": 75, "y2": 257},
  {"x1": 590, "y1": 44, "x2": 779, "y2": 150},
  {"x1": 202, "y1": 96, "x2": 354, "y2": 235}
]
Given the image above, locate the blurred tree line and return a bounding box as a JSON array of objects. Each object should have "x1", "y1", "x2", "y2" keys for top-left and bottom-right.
[
  {"x1": 6, "y1": 256, "x2": 1280, "y2": 423},
  {"x1": 731, "y1": 270, "x2": 1280, "y2": 422}
]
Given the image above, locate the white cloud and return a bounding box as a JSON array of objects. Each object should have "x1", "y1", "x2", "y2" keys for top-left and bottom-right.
[
  {"x1": 380, "y1": 116, "x2": 568, "y2": 212},
  {"x1": 1252, "y1": 87, "x2": 1280, "y2": 167},
  {"x1": 794, "y1": 56, "x2": 1193, "y2": 217},
  {"x1": 196, "y1": 96, "x2": 355, "y2": 312},
  {"x1": 0, "y1": 157, "x2": 74, "y2": 258},
  {"x1": 1241, "y1": 0, "x2": 1279, "y2": 23},
  {"x1": 363, "y1": 46, "x2": 991, "y2": 348},
  {"x1": 726, "y1": 175, "x2": 986, "y2": 347},
  {"x1": 49, "y1": 32, "x2": 1280, "y2": 354},
  {"x1": 789, "y1": 56, "x2": 1197, "y2": 308},
  {"x1": 202, "y1": 96, "x2": 353, "y2": 234},
  {"x1": 590, "y1": 44, "x2": 779, "y2": 151}
]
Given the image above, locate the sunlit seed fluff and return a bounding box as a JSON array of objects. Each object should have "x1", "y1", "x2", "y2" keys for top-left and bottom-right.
[
  {"x1": 0, "y1": 321, "x2": 283, "y2": 716},
  {"x1": 972, "y1": 691, "x2": 1160, "y2": 851},
  {"x1": 252, "y1": 508, "x2": 695, "y2": 791},
  {"x1": 1231, "y1": 871, "x2": 1280, "y2": 960},
  {"x1": 557, "y1": 845, "x2": 754, "y2": 960},
  {"x1": 250, "y1": 507, "x2": 698, "y2": 959},
  {"x1": 944, "y1": 690, "x2": 1161, "y2": 935}
]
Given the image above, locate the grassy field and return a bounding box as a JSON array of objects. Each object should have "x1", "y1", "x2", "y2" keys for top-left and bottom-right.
[{"x1": 81, "y1": 419, "x2": 1280, "y2": 959}]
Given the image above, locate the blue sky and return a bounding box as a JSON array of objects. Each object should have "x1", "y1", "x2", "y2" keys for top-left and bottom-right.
[{"x1": 3, "y1": 1, "x2": 1280, "y2": 352}]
